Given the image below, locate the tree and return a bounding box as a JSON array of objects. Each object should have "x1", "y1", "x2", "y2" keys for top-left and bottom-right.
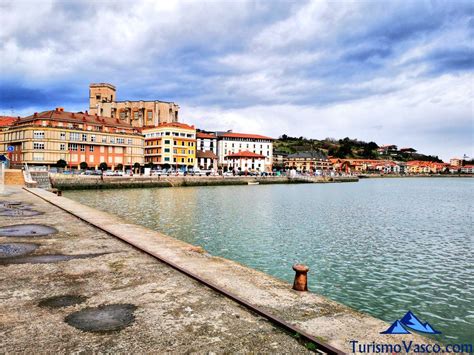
[
  {"x1": 79, "y1": 161, "x2": 88, "y2": 170},
  {"x1": 99, "y1": 162, "x2": 108, "y2": 171},
  {"x1": 56, "y1": 159, "x2": 67, "y2": 169},
  {"x1": 116, "y1": 163, "x2": 123, "y2": 171}
]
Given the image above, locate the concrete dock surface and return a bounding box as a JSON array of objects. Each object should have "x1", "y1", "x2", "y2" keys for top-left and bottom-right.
[{"x1": 0, "y1": 186, "x2": 431, "y2": 353}]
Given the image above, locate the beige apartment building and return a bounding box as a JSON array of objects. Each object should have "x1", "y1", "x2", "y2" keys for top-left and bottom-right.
[
  {"x1": 1, "y1": 108, "x2": 144, "y2": 169},
  {"x1": 89, "y1": 83, "x2": 180, "y2": 128}
]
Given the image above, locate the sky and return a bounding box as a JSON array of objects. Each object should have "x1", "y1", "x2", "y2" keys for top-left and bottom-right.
[{"x1": 0, "y1": 0, "x2": 473, "y2": 161}]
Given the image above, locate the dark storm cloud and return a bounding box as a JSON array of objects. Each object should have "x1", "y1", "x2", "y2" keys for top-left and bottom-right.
[{"x1": 0, "y1": 0, "x2": 472, "y2": 159}]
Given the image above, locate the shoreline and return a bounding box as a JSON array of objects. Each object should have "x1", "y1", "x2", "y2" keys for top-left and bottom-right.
[{"x1": 49, "y1": 174, "x2": 359, "y2": 191}]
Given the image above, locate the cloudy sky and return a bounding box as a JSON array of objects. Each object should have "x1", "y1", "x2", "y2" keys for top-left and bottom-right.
[{"x1": 1, "y1": 0, "x2": 472, "y2": 160}]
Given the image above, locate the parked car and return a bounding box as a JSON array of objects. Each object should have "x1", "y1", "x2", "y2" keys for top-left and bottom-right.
[{"x1": 151, "y1": 170, "x2": 163, "y2": 176}]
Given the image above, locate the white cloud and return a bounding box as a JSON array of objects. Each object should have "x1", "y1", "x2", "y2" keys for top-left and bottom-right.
[{"x1": 184, "y1": 72, "x2": 473, "y2": 161}]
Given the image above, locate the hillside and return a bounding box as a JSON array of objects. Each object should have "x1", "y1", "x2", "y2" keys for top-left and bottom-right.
[{"x1": 274, "y1": 135, "x2": 443, "y2": 162}]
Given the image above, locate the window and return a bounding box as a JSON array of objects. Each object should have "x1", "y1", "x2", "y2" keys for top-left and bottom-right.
[
  {"x1": 165, "y1": 140, "x2": 171, "y2": 145},
  {"x1": 180, "y1": 133, "x2": 185, "y2": 137},
  {"x1": 90, "y1": 135, "x2": 96, "y2": 142},
  {"x1": 60, "y1": 132, "x2": 66, "y2": 140},
  {"x1": 89, "y1": 146, "x2": 94, "y2": 152},
  {"x1": 82, "y1": 134, "x2": 87, "y2": 141},
  {"x1": 68, "y1": 143, "x2": 78, "y2": 151},
  {"x1": 110, "y1": 137, "x2": 115, "y2": 144},
  {"x1": 173, "y1": 158, "x2": 176, "y2": 162},
  {"x1": 127, "y1": 139, "x2": 132, "y2": 145},
  {"x1": 70, "y1": 132, "x2": 80, "y2": 141},
  {"x1": 173, "y1": 149, "x2": 177, "y2": 154},
  {"x1": 147, "y1": 111, "x2": 153, "y2": 119},
  {"x1": 33, "y1": 131, "x2": 45, "y2": 139},
  {"x1": 33, "y1": 142, "x2": 45, "y2": 150},
  {"x1": 164, "y1": 157, "x2": 170, "y2": 161},
  {"x1": 33, "y1": 153, "x2": 44, "y2": 161},
  {"x1": 165, "y1": 131, "x2": 170, "y2": 136},
  {"x1": 60, "y1": 143, "x2": 66, "y2": 151},
  {"x1": 80, "y1": 145, "x2": 85, "y2": 152},
  {"x1": 133, "y1": 111, "x2": 138, "y2": 120},
  {"x1": 188, "y1": 150, "x2": 193, "y2": 154},
  {"x1": 165, "y1": 148, "x2": 170, "y2": 153},
  {"x1": 102, "y1": 137, "x2": 107, "y2": 143},
  {"x1": 117, "y1": 138, "x2": 125, "y2": 144},
  {"x1": 120, "y1": 111, "x2": 126, "y2": 120}
]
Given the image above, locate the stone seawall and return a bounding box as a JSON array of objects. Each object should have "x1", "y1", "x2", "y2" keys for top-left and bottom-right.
[{"x1": 50, "y1": 175, "x2": 357, "y2": 190}]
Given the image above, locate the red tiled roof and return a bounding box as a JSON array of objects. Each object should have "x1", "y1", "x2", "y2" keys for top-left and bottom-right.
[
  {"x1": 225, "y1": 151, "x2": 266, "y2": 159},
  {"x1": 197, "y1": 132, "x2": 216, "y2": 139},
  {"x1": 196, "y1": 150, "x2": 218, "y2": 159},
  {"x1": 18, "y1": 108, "x2": 134, "y2": 128},
  {"x1": 156, "y1": 122, "x2": 195, "y2": 130},
  {"x1": 220, "y1": 132, "x2": 273, "y2": 140},
  {"x1": 0, "y1": 116, "x2": 18, "y2": 127}
]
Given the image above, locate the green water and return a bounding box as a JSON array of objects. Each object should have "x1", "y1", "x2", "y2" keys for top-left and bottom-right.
[{"x1": 65, "y1": 178, "x2": 474, "y2": 344}]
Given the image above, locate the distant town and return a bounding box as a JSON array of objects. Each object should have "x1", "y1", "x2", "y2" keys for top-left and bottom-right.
[{"x1": 0, "y1": 83, "x2": 472, "y2": 175}]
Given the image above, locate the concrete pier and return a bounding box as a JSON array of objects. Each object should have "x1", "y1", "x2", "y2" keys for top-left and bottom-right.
[{"x1": 0, "y1": 186, "x2": 432, "y2": 353}]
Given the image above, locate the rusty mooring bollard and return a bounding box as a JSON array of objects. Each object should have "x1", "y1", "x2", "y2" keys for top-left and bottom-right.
[{"x1": 292, "y1": 264, "x2": 309, "y2": 291}]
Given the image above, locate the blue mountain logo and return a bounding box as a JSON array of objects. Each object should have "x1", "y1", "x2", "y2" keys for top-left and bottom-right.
[{"x1": 381, "y1": 311, "x2": 441, "y2": 335}]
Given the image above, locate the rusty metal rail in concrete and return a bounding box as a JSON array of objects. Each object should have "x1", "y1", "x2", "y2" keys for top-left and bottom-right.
[{"x1": 24, "y1": 187, "x2": 344, "y2": 354}]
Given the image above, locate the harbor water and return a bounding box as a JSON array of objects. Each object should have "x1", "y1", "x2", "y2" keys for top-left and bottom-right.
[{"x1": 65, "y1": 178, "x2": 474, "y2": 344}]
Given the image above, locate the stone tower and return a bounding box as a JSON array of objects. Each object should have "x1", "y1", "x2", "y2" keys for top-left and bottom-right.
[{"x1": 89, "y1": 83, "x2": 116, "y2": 115}]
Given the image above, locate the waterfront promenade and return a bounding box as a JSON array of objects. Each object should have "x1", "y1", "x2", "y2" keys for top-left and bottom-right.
[
  {"x1": 49, "y1": 174, "x2": 358, "y2": 190},
  {"x1": 1, "y1": 185, "x2": 432, "y2": 353}
]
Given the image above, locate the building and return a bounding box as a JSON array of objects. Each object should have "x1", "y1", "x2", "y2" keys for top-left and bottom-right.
[
  {"x1": 406, "y1": 161, "x2": 449, "y2": 174},
  {"x1": 89, "y1": 83, "x2": 180, "y2": 128},
  {"x1": 273, "y1": 150, "x2": 288, "y2": 171},
  {"x1": 399, "y1": 147, "x2": 417, "y2": 154},
  {"x1": 0, "y1": 116, "x2": 20, "y2": 167},
  {"x1": 196, "y1": 132, "x2": 218, "y2": 170},
  {"x1": 225, "y1": 151, "x2": 266, "y2": 173},
  {"x1": 143, "y1": 122, "x2": 196, "y2": 170},
  {"x1": 285, "y1": 151, "x2": 331, "y2": 173},
  {"x1": 460, "y1": 165, "x2": 474, "y2": 174},
  {"x1": 216, "y1": 131, "x2": 273, "y2": 172},
  {"x1": 450, "y1": 158, "x2": 465, "y2": 167},
  {"x1": 0, "y1": 108, "x2": 144, "y2": 169},
  {"x1": 377, "y1": 145, "x2": 398, "y2": 155}
]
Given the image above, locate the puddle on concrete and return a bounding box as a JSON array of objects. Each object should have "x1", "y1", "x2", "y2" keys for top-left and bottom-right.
[
  {"x1": 0, "y1": 224, "x2": 58, "y2": 237},
  {"x1": 65, "y1": 304, "x2": 137, "y2": 332},
  {"x1": 0, "y1": 252, "x2": 108, "y2": 265},
  {"x1": 0, "y1": 209, "x2": 43, "y2": 217},
  {"x1": 0, "y1": 201, "x2": 42, "y2": 217},
  {"x1": 38, "y1": 295, "x2": 88, "y2": 309},
  {"x1": 0, "y1": 243, "x2": 39, "y2": 258}
]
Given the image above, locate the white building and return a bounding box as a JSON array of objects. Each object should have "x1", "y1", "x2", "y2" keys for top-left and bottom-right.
[
  {"x1": 196, "y1": 131, "x2": 218, "y2": 169},
  {"x1": 225, "y1": 151, "x2": 267, "y2": 173},
  {"x1": 216, "y1": 131, "x2": 273, "y2": 172}
]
